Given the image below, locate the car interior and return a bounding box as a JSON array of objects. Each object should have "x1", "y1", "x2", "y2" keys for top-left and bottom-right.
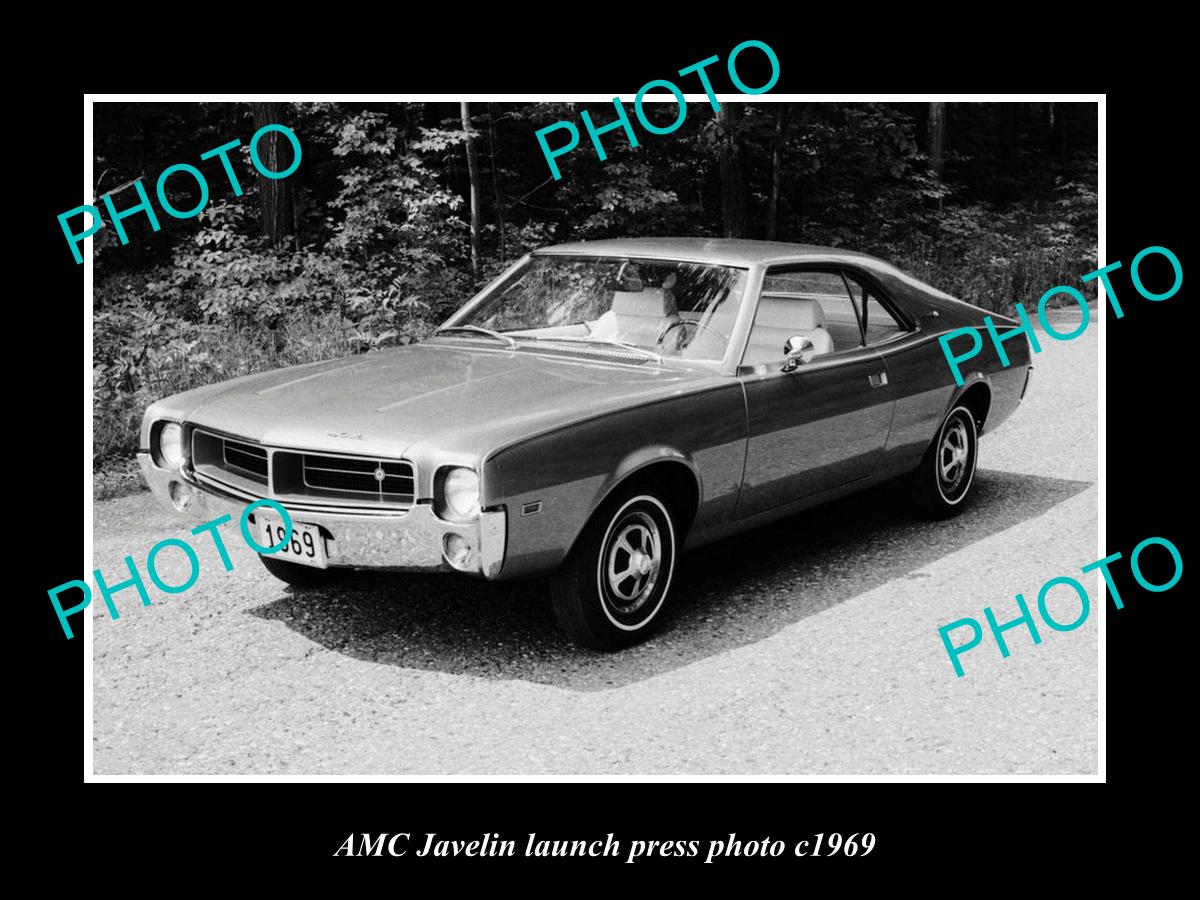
[
  {"x1": 740, "y1": 269, "x2": 907, "y2": 368},
  {"x1": 613, "y1": 288, "x2": 678, "y2": 343},
  {"x1": 581, "y1": 269, "x2": 740, "y2": 359},
  {"x1": 590, "y1": 286, "x2": 679, "y2": 345},
  {"x1": 743, "y1": 294, "x2": 840, "y2": 366},
  {"x1": 496, "y1": 262, "x2": 906, "y2": 366}
]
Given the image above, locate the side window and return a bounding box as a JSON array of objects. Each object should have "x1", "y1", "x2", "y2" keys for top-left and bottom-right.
[
  {"x1": 758, "y1": 270, "x2": 864, "y2": 352},
  {"x1": 845, "y1": 272, "x2": 906, "y2": 344}
]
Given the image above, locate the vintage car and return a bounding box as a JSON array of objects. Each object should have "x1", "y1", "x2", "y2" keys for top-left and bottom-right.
[{"x1": 139, "y1": 238, "x2": 1032, "y2": 649}]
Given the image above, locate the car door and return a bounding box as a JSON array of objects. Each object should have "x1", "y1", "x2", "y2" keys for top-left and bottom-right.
[
  {"x1": 735, "y1": 267, "x2": 896, "y2": 518},
  {"x1": 840, "y1": 268, "x2": 953, "y2": 471}
]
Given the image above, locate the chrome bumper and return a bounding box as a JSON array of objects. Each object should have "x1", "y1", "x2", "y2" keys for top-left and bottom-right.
[{"x1": 137, "y1": 453, "x2": 506, "y2": 578}]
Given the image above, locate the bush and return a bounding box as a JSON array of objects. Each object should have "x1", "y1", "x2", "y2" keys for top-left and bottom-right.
[
  {"x1": 92, "y1": 110, "x2": 482, "y2": 472},
  {"x1": 874, "y1": 159, "x2": 1098, "y2": 312},
  {"x1": 93, "y1": 296, "x2": 364, "y2": 465}
]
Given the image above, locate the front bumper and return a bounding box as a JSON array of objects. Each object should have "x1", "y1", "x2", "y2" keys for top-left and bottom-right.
[{"x1": 138, "y1": 453, "x2": 506, "y2": 578}]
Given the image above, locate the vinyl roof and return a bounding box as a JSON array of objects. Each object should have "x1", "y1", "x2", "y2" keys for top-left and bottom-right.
[{"x1": 533, "y1": 237, "x2": 895, "y2": 269}]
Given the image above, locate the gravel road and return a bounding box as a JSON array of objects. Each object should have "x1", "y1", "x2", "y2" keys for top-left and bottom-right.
[{"x1": 91, "y1": 312, "x2": 1098, "y2": 775}]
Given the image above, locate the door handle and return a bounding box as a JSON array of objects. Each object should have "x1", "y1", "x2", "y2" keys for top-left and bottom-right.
[{"x1": 868, "y1": 371, "x2": 888, "y2": 387}]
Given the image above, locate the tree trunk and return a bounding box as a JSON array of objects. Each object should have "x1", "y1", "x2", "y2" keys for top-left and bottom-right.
[
  {"x1": 487, "y1": 103, "x2": 507, "y2": 264},
  {"x1": 249, "y1": 102, "x2": 297, "y2": 247},
  {"x1": 717, "y1": 103, "x2": 748, "y2": 239},
  {"x1": 461, "y1": 101, "x2": 482, "y2": 280},
  {"x1": 928, "y1": 101, "x2": 946, "y2": 212},
  {"x1": 928, "y1": 102, "x2": 946, "y2": 178},
  {"x1": 765, "y1": 106, "x2": 789, "y2": 240}
]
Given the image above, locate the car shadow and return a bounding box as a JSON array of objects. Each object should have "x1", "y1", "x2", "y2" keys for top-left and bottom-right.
[{"x1": 247, "y1": 469, "x2": 1092, "y2": 691}]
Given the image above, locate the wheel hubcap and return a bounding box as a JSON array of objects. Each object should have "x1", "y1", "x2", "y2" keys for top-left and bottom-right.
[
  {"x1": 938, "y1": 418, "x2": 970, "y2": 493},
  {"x1": 604, "y1": 512, "x2": 661, "y2": 613}
]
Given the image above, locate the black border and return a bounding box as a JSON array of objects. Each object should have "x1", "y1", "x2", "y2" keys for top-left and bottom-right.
[{"x1": 22, "y1": 25, "x2": 1188, "y2": 879}]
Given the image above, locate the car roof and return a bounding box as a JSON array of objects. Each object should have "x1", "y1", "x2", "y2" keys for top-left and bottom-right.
[{"x1": 533, "y1": 237, "x2": 896, "y2": 270}]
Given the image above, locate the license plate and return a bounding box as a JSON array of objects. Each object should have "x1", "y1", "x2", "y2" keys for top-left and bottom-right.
[{"x1": 259, "y1": 515, "x2": 328, "y2": 569}]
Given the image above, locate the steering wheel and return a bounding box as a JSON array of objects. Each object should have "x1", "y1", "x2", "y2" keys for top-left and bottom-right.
[{"x1": 657, "y1": 319, "x2": 722, "y2": 354}]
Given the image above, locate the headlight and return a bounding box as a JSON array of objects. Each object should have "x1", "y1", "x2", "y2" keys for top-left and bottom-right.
[
  {"x1": 442, "y1": 467, "x2": 480, "y2": 520},
  {"x1": 157, "y1": 422, "x2": 185, "y2": 469}
]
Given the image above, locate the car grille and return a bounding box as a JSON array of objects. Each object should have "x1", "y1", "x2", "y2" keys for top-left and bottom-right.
[
  {"x1": 302, "y1": 455, "x2": 415, "y2": 500},
  {"x1": 223, "y1": 438, "x2": 268, "y2": 479},
  {"x1": 189, "y1": 427, "x2": 415, "y2": 511}
]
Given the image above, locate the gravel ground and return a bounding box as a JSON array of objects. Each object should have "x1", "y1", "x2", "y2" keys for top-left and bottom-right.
[{"x1": 91, "y1": 310, "x2": 1098, "y2": 775}]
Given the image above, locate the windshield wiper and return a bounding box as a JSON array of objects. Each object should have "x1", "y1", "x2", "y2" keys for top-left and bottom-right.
[
  {"x1": 526, "y1": 335, "x2": 662, "y2": 362},
  {"x1": 432, "y1": 325, "x2": 519, "y2": 349}
]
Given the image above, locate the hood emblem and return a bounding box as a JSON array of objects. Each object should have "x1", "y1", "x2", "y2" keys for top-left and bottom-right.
[
  {"x1": 373, "y1": 466, "x2": 387, "y2": 483},
  {"x1": 327, "y1": 431, "x2": 365, "y2": 440}
]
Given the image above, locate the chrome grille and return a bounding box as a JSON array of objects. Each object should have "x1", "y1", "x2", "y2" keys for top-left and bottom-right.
[
  {"x1": 223, "y1": 438, "x2": 268, "y2": 479},
  {"x1": 302, "y1": 455, "x2": 415, "y2": 500},
  {"x1": 188, "y1": 427, "x2": 415, "y2": 511}
]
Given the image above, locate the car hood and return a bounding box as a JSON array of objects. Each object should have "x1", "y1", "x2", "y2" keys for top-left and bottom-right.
[{"x1": 161, "y1": 341, "x2": 725, "y2": 459}]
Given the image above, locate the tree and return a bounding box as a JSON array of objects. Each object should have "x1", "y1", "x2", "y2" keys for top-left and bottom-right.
[
  {"x1": 460, "y1": 101, "x2": 482, "y2": 280},
  {"x1": 928, "y1": 101, "x2": 946, "y2": 211},
  {"x1": 928, "y1": 102, "x2": 946, "y2": 179},
  {"x1": 487, "y1": 103, "x2": 507, "y2": 263},
  {"x1": 766, "y1": 106, "x2": 790, "y2": 240},
  {"x1": 249, "y1": 102, "x2": 297, "y2": 247},
  {"x1": 717, "y1": 103, "x2": 748, "y2": 239}
]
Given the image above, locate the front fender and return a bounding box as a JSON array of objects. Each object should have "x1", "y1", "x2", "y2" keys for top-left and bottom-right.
[
  {"x1": 483, "y1": 384, "x2": 746, "y2": 580},
  {"x1": 584, "y1": 445, "x2": 701, "y2": 529}
]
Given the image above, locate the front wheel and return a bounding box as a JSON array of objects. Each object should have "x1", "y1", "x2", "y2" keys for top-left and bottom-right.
[
  {"x1": 914, "y1": 405, "x2": 979, "y2": 517},
  {"x1": 550, "y1": 489, "x2": 679, "y2": 650}
]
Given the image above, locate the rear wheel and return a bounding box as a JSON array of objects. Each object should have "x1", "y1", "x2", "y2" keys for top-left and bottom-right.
[
  {"x1": 550, "y1": 488, "x2": 678, "y2": 650},
  {"x1": 914, "y1": 405, "x2": 979, "y2": 517},
  {"x1": 259, "y1": 555, "x2": 345, "y2": 588}
]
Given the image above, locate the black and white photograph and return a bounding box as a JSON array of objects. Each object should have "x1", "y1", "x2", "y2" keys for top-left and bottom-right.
[{"x1": 78, "y1": 94, "x2": 1105, "y2": 777}]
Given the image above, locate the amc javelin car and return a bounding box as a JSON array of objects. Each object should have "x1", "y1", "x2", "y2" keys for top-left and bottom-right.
[{"x1": 140, "y1": 238, "x2": 1032, "y2": 649}]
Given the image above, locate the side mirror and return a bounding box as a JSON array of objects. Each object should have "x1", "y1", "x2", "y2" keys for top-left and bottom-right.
[{"x1": 781, "y1": 335, "x2": 815, "y2": 372}]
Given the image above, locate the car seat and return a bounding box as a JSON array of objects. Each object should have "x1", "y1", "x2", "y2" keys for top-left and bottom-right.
[
  {"x1": 607, "y1": 288, "x2": 680, "y2": 346},
  {"x1": 743, "y1": 297, "x2": 834, "y2": 366}
]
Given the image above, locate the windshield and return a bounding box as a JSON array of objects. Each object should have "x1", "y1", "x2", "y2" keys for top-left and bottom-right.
[{"x1": 441, "y1": 254, "x2": 749, "y2": 361}]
